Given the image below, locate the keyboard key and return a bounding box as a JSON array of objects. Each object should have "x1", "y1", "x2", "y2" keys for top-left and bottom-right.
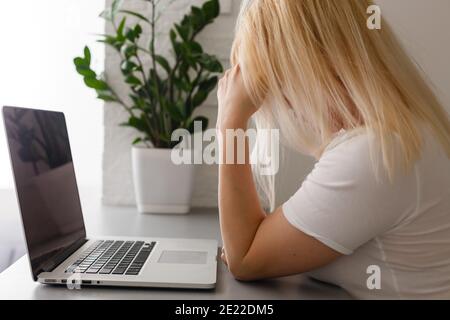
[
  {"x1": 112, "y1": 268, "x2": 126, "y2": 275},
  {"x1": 66, "y1": 240, "x2": 155, "y2": 277},
  {"x1": 99, "y1": 268, "x2": 113, "y2": 274},
  {"x1": 125, "y1": 271, "x2": 139, "y2": 275},
  {"x1": 66, "y1": 240, "x2": 118, "y2": 273},
  {"x1": 123, "y1": 241, "x2": 156, "y2": 276}
]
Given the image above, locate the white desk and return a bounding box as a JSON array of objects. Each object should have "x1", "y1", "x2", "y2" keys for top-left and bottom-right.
[{"x1": 0, "y1": 189, "x2": 351, "y2": 300}]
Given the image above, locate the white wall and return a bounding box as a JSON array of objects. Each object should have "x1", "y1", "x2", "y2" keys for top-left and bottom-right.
[
  {"x1": 0, "y1": 0, "x2": 105, "y2": 189},
  {"x1": 102, "y1": 0, "x2": 450, "y2": 208},
  {"x1": 376, "y1": 0, "x2": 450, "y2": 114}
]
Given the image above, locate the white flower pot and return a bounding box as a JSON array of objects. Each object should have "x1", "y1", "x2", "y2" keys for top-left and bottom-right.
[{"x1": 131, "y1": 147, "x2": 195, "y2": 214}]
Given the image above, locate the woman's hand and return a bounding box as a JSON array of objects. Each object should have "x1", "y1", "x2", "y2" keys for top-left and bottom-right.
[
  {"x1": 221, "y1": 247, "x2": 228, "y2": 266},
  {"x1": 217, "y1": 65, "x2": 258, "y2": 129}
]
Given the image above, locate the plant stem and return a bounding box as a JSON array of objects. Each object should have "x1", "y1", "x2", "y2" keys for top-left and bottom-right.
[
  {"x1": 111, "y1": 90, "x2": 134, "y2": 118},
  {"x1": 168, "y1": 28, "x2": 203, "y2": 103},
  {"x1": 184, "y1": 66, "x2": 204, "y2": 122},
  {"x1": 149, "y1": 0, "x2": 168, "y2": 137},
  {"x1": 137, "y1": 46, "x2": 151, "y2": 54},
  {"x1": 150, "y1": 0, "x2": 158, "y2": 80}
]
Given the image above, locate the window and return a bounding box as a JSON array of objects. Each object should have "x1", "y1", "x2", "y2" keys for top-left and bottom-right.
[{"x1": 0, "y1": 0, "x2": 105, "y2": 189}]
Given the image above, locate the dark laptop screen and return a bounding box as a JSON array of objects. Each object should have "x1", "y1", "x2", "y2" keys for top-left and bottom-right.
[{"x1": 3, "y1": 107, "x2": 86, "y2": 280}]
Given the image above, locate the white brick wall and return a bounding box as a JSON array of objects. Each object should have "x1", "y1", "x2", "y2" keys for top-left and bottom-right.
[{"x1": 102, "y1": 0, "x2": 242, "y2": 207}]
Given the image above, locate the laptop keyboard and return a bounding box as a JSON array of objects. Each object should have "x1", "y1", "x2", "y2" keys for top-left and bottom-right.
[{"x1": 65, "y1": 240, "x2": 156, "y2": 276}]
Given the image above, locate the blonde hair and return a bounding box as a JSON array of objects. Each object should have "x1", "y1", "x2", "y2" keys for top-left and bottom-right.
[{"x1": 231, "y1": 0, "x2": 450, "y2": 209}]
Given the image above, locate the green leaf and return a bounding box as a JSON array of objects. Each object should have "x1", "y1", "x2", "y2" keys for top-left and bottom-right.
[
  {"x1": 73, "y1": 57, "x2": 86, "y2": 67},
  {"x1": 192, "y1": 90, "x2": 208, "y2": 109},
  {"x1": 199, "y1": 54, "x2": 223, "y2": 72},
  {"x1": 129, "y1": 94, "x2": 147, "y2": 109},
  {"x1": 99, "y1": 9, "x2": 112, "y2": 21},
  {"x1": 179, "y1": 62, "x2": 190, "y2": 78},
  {"x1": 120, "y1": 43, "x2": 137, "y2": 58},
  {"x1": 175, "y1": 23, "x2": 190, "y2": 42},
  {"x1": 97, "y1": 35, "x2": 123, "y2": 51},
  {"x1": 119, "y1": 10, "x2": 150, "y2": 24},
  {"x1": 174, "y1": 78, "x2": 191, "y2": 92},
  {"x1": 125, "y1": 24, "x2": 142, "y2": 42},
  {"x1": 76, "y1": 66, "x2": 96, "y2": 78},
  {"x1": 147, "y1": 76, "x2": 160, "y2": 98},
  {"x1": 169, "y1": 29, "x2": 182, "y2": 57},
  {"x1": 202, "y1": 0, "x2": 220, "y2": 21},
  {"x1": 111, "y1": 0, "x2": 124, "y2": 16},
  {"x1": 97, "y1": 93, "x2": 117, "y2": 102},
  {"x1": 148, "y1": 74, "x2": 161, "y2": 93},
  {"x1": 100, "y1": 0, "x2": 124, "y2": 21},
  {"x1": 190, "y1": 6, "x2": 206, "y2": 29},
  {"x1": 165, "y1": 101, "x2": 184, "y2": 122},
  {"x1": 125, "y1": 75, "x2": 142, "y2": 86},
  {"x1": 83, "y1": 46, "x2": 91, "y2": 64},
  {"x1": 198, "y1": 76, "x2": 218, "y2": 93},
  {"x1": 132, "y1": 137, "x2": 143, "y2": 145},
  {"x1": 125, "y1": 28, "x2": 136, "y2": 42},
  {"x1": 180, "y1": 14, "x2": 190, "y2": 27},
  {"x1": 170, "y1": 29, "x2": 177, "y2": 43},
  {"x1": 117, "y1": 17, "x2": 127, "y2": 38},
  {"x1": 191, "y1": 6, "x2": 204, "y2": 19},
  {"x1": 120, "y1": 60, "x2": 138, "y2": 74},
  {"x1": 154, "y1": 55, "x2": 171, "y2": 74},
  {"x1": 180, "y1": 43, "x2": 198, "y2": 68},
  {"x1": 134, "y1": 24, "x2": 142, "y2": 37},
  {"x1": 186, "y1": 41, "x2": 203, "y2": 55},
  {"x1": 122, "y1": 117, "x2": 147, "y2": 132},
  {"x1": 175, "y1": 99, "x2": 187, "y2": 118},
  {"x1": 84, "y1": 77, "x2": 109, "y2": 90}
]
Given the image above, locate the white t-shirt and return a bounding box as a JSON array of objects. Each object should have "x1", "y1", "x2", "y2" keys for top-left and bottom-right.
[{"x1": 282, "y1": 127, "x2": 450, "y2": 299}]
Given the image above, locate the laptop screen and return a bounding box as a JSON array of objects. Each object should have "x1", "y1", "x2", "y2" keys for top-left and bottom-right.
[{"x1": 3, "y1": 107, "x2": 86, "y2": 280}]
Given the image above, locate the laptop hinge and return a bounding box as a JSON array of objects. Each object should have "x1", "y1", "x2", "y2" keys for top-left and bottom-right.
[{"x1": 40, "y1": 238, "x2": 88, "y2": 273}]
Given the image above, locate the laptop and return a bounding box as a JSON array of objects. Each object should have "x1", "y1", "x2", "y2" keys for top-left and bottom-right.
[{"x1": 2, "y1": 106, "x2": 218, "y2": 289}]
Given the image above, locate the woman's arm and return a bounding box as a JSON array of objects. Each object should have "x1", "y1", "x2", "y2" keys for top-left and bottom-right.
[{"x1": 217, "y1": 66, "x2": 341, "y2": 281}]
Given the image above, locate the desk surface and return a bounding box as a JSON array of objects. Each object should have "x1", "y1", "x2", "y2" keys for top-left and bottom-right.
[{"x1": 0, "y1": 189, "x2": 351, "y2": 300}]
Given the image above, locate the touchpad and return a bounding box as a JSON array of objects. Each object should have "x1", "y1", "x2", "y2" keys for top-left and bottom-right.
[{"x1": 158, "y1": 250, "x2": 208, "y2": 264}]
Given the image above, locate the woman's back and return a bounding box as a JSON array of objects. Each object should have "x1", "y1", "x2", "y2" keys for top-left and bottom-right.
[{"x1": 285, "y1": 127, "x2": 450, "y2": 299}]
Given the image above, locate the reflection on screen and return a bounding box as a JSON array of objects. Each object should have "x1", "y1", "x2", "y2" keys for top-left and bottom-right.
[{"x1": 3, "y1": 107, "x2": 86, "y2": 280}]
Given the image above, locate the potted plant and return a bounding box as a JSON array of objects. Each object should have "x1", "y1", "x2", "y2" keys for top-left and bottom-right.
[{"x1": 74, "y1": 0, "x2": 223, "y2": 214}]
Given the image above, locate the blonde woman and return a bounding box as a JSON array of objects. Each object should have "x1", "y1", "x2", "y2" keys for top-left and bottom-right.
[{"x1": 217, "y1": 0, "x2": 450, "y2": 299}]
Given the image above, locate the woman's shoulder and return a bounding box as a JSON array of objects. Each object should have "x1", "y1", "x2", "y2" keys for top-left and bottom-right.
[
  {"x1": 322, "y1": 128, "x2": 368, "y2": 154},
  {"x1": 318, "y1": 125, "x2": 449, "y2": 182},
  {"x1": 319, "y1": 128, "x2": 377, "y2": 173}
]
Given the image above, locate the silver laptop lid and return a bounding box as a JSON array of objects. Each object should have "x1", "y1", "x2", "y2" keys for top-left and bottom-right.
[{"x1": 2, "y1": 106, "x2": 86, "y2": 280}]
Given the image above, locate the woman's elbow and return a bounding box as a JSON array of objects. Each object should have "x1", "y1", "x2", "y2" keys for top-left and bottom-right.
[
  {"x1": 228, "y1": 267, "x2": 252, "y2": 281},
  {"x1": 227, "y1": 260, "x2": 263, "y2": 282}
]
